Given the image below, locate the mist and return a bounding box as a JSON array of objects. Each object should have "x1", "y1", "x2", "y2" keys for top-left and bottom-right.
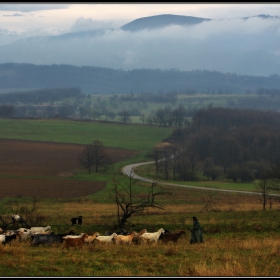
[{"x1": 0, "y1": 16, "x2": 280, "y2": 76}]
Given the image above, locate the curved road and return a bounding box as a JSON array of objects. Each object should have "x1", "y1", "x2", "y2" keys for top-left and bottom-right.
[{"x1": 122, "y1": 161, "x2": 279, "y2": 197}]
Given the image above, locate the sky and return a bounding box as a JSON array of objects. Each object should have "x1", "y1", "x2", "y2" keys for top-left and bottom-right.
[
  {"x1": 1, "y1": 3, "x2": 280, "y2": 35},
  {"x1": 1, "y1": 3, "x2": 280, "y2": 76}
]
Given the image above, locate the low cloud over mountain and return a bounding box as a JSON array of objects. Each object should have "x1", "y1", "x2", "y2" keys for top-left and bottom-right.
[{"x1": 0, "y1": 14, "x2": 280, "y2": 76}]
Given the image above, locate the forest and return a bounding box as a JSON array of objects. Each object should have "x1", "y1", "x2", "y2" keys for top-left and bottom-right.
[
  {"x1": 144, "y1": 107, "x2": 280, "y2": 192},
  {"x1": 1, "y1": 63, "x2": 280, "y2": 95}
]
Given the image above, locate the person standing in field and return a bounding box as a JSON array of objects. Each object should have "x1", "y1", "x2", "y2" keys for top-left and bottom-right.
[{"x1": 190, "y1": 216, "x2": 204, "y2": 244}]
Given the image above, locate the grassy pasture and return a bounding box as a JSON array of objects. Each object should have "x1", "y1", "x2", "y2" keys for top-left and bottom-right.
[
  {"x1": 0, "y1": 118, "x2": 280, "y2": 276},
  {"x1": 0, "y1": 119, "x2": 173, "y2": 150}
]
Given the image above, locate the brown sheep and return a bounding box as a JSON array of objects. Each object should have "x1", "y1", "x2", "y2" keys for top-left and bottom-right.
[
  {"x1": 161, "y1": 230, "x2": 186, "y2": 244},
  {"x1": 62, "y1": 233, "x2": 88, "y2": 250}
]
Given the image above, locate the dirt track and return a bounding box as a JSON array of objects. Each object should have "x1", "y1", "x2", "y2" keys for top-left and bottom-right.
[{"x1": 0, "y1": 139, "x2": 139, "y2": 199}]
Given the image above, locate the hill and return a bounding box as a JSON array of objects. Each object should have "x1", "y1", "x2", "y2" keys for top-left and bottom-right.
[
  {"x1": 0, "y1": 14, "x2": 280, "y2": 76},
  {"x1": 1, "y1": 63, "x2": 280, "y2": 95}
]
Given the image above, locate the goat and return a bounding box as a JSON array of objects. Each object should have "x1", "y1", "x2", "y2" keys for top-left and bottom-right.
[
  {"x1": 0, "y1": 234, "x2": 5, "y2": 245},
  {"x1": 11, "y1": 215, "x2": 24, "y2": 224},
  {"x1": 70, "y1": 216, "x2": 83, "y2": 226},
  {"x1": 30, "y1": 226, "x2": 51, "y2": 234},
  {"x1": 3, "y1": 230, "x2": 18, "y2": 235},
  {"x1": 84, "y1": 232, "x2": 100, "y2": 244},
  {"x1": 95, "y1": 233, "x2": 117, "y2": 244},
  {"x1": 17, "y1": 228, "x2": 31, "y2": 233},
  {"x1": 0, "y1": 233, "x2": 17, "y2": 245},
  {"x1": 138, "y1": 228, "x2": 165, "y2": 245},
  {"x1": 31, "y1": 234, "x2": 60, "y2": 247},
  {"x1": 63, "y1": 233, "x2": 84, "y2": 239},
  {"x1": 55, "y1": 230, "x2": 75, "y2": 243},
  {"x1": 62, "y1": 233, "x2": 88, "y2": 250},
  {"x1": 159, "y1": 228, "x2": 170, "y2": 240},
  {"x1": 132, "y1": 229, "x2": 148, "y2": 244},
  {"x1": 16, "y1": 231, "x2": 32, "y2": 242},
  {"x1": 4, "y1": 233, "x2": 17, "y2": 245},
  {"x1": 32, "y1": 230, "x2": 55, "y2": 235},
  {"x1": 161, "y1": 230, "x2": 186, "y2": 244},
  {"x1": 114, "y1": 231, "x2": 136, "y2": 246}
]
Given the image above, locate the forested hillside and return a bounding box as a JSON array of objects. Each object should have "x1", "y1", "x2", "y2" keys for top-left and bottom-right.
[
  {"x1": 153, "y1": 107, "x2": 280, "y2": 183},
  {"x1": 1, "y1": 63, "x2": 280, "y2": 95}
]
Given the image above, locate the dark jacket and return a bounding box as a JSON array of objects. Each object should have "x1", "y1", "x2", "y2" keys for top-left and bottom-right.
[{"x1": 190, "y1": 219, "x2": 204, "y2": 244}]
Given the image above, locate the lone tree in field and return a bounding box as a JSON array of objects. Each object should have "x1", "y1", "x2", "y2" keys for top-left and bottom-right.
[
  {"x1": 79, "y1": 140, "x2": 112, "y2": 174},
  {"x1": 110, "y1": 169, "x2": 171, "y2": 229}
]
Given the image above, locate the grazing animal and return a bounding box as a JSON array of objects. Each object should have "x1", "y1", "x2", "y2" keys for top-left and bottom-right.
[
  {"x1": 0, "y1": 234, "x2": 6, "y2": 245},
  {"x1": 32, "y1": 230, "x2": 55, "y2": 235},
  {"x1": 139, "y1": 228, "x2": 165, "y2": 245},
  {"x1": 161, "y1": 230, "x2": 186, "y2": 244},
  {"x1": 11, "y1": 215, "x2": 24, "y2": 224},
  {"x1": 0, "y1": 233, "x2": 17, "y2": 245},
  {"x1": 63, "y1": 233, "x2": 84, "y2": 239},
  {"x1": 3, "y1": 230, "x2": 18, "y2": 235},
  {"x1": 84, "y1": 232, "x2": 100, "y2": 244},
  {"x1": 31, "y1": 234, "x2": 60, "y2": 246},
  {"x1": 62, "y1": 233, "x2": 88, "y2": 250},
  {"x1": 17, "y1": 228, "x2": 31, "y2": 233},
  {"x1": 4, "y1": 233, "x2": 17, "y2": 245},
  {"x1": 70, "y1": 216, "x2": 83, "y2": 226},
  {"x1": 95, "y1": 233, "x2": 117, "y2": 244},
  {"x1": 17, "y1": 231, "x2": 32, "y2": 242},
  {"x1": 159, "y1": 228, "x2": 170, "y2": 240},
  {"x1": 30, "y1": 226, "x2": 51, "y2": 234},
  {"x1": 132, "y1": 229, "x2": 148, "y2": 244},
  {"x1": 114, "y1": 231, "x2": 136, "y2": 246},
  {"x1": 55, "y1": 230, "x2": 76, "y2": 243}
]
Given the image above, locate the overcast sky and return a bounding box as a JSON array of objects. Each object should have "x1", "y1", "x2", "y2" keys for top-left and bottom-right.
[
  {"x1": 1, "y1": 3, "x2": 280, "y2": 35},
  {"x1": 1, "y1": 3, "x2": 280, "y2": 76}
]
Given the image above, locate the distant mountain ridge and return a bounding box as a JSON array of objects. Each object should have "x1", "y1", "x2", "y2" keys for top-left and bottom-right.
[
  {"x1": 120, "y1": 14, "x2": 211, "y2": 31},
  {"x1": 0, "y1": 13, "x2": 280, "y2": 76}
]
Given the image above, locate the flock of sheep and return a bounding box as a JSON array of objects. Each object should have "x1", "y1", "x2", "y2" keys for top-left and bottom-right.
[{"x1": 0, "y1": 223, "x2": 187, "y2": 248}]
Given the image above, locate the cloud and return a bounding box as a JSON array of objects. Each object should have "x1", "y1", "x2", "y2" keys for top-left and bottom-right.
[
  {"x1": 0, "y1": 4, "x2": 71, "y2": 12},
  {"x1": 0, "y1": 15, "x2": 280, "y2": 76},
  {"x1": 70, "y1": 17, "x2": 116, "y2": 32},
  {"x1": 3, "y1": 13, "x2": 25, "y2": 17}
]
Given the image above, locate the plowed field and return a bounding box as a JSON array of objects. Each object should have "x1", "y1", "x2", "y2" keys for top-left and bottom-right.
[{"x1": 0, "y1": 139, "x2": 139, "y2": 199}]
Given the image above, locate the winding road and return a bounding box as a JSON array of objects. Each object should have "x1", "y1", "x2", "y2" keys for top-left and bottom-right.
[{"x1": 122, "y1": 161, "x2": 279, "y2": 197}]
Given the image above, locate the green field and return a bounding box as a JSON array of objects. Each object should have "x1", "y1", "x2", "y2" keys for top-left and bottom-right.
[{"x1": 0, "y1": 118, "x2": 173, "y2": 154}]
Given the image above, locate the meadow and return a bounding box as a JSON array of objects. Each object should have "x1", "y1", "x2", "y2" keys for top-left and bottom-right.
[{"x1": 0, "y1": 118, "x2": 279, "y2": 277}]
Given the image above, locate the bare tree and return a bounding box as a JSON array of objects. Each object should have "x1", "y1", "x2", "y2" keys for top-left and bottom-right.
[
  {"x1": 110, "y1": 170, "x2": 171, "y2": 229},
  {"x1": 0, "y1": 197, "x2": 46, "y2": 229},
  {"x1": 79, "y1": 140, "x2": 112, "y2": 174},
  {"x1": 255, "y1": 175, "x2": 273, "y2": 210}
]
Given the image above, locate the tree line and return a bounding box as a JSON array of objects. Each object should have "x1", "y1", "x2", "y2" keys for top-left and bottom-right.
[
  {"x1": 152, "y1": 107, "x2": 280, "y2": 184},
  {"x1": 2, "y1": 63, "x2": 280, "y2": 94}
]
